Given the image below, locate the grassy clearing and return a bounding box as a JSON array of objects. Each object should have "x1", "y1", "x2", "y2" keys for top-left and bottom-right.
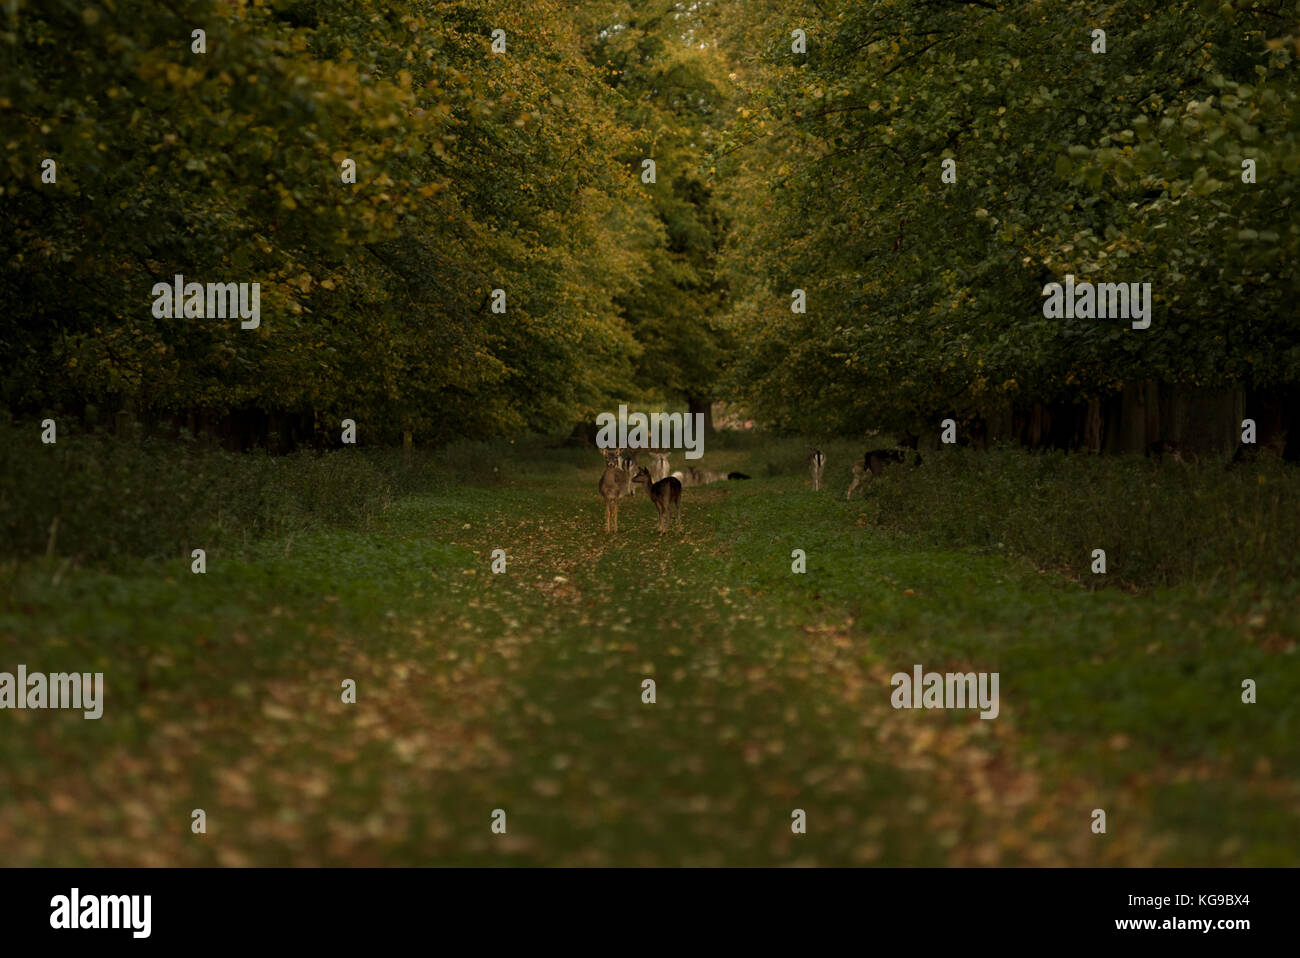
[{"x1": 0, "y1": 436, "x2": 1296, "y2": 865}]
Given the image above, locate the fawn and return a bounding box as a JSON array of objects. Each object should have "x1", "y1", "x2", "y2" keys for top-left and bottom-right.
[
  {"x1": 631, "y1": 466, "x2": 682, "y2": 533},
  {"x1": 598, "y1": 450, "x2": 630, "y2": 532},
  {"x1": 809, "y1": 448, "x2": 826, "y2": 490}
]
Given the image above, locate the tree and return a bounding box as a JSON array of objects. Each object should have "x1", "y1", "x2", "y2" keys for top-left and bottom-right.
[
  {"x1": 0, "y1": 0, "x2": 660, "y2": 444},
  {"x1": 711, "y1": 0, "x2": 1299, "y2": 441}
]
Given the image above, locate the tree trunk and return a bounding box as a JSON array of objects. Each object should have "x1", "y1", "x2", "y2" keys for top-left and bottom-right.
[
  {"x1": 1245, "y1": 387, "x2": 1287, "y2": 449},
  {"x1": 1101, "y1": 392, "x2": 1122, "y2": 454},
  {"x1": 1115, "y1": 381, "x2": 1150, "y2": 454},
  {"x1": 985, "y1": 401, "x2": 1014, "y2": 445},
  {"x1": 1028, "y1": 402, "x2": 1047, "y2": 449},
  {"x1": 565, "y1": 420, "x2": 598, "y2": 447},
  {"x1": 1143, "y1": 380, "x2": 1161, "y2": 446},
  {"x1": 1284, "y1": 386, "x2": 1300, "y2": 463},
  {"x1": 1084, "y1": 397, "x2": 1103, "y2": 452},
  {"x1": 1164, "y1": 385, "x2": 1242, "y2": 458},
  {"x1": 688, "y1": 397, "x2": 715, "y2": 437}
]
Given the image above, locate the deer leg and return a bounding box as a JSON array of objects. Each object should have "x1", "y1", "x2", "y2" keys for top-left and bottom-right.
[{"x1": 845, "y1": 466, "x2": 863, "y2": 500}]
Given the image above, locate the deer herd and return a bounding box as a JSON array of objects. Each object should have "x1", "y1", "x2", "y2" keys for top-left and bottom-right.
[
  {"x1": 596, "y1": 449, "x2": 692, "y2": 534},
  {"x1": 598, "y1": 428, "x2": 1218, "y2": 532},
  {"x1": 597, "y1": 441, "x2": 926, "y2": 533}
]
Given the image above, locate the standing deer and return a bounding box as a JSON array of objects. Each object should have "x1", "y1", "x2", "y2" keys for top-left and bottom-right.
[
  {"x1": 598, "y1": 450, "x2": 630, "y2": 532},
  {"x1": 809, "y1": 448, "x2": 826, "y2": 490},
  {"x1": 845, "y1": 445, "x2": 923, "y2": 500},
  {"x1": 649, "y1": 452, "x2": 671, "y2": 483},
  {"x1": 631, "y1": 466, "x2": 682, "y2": 533},
  {"x1": 617, "y1": 449, "x2": 640, "y2": 496}
]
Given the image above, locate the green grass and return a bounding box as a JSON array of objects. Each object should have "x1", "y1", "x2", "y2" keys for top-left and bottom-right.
[{"x1": 0, "y1": 437, "x2": 1296, "y2": 865}]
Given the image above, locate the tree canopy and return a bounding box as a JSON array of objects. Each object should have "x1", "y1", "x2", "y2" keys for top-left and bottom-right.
[
  {"x1": 712, "y1": 0, "x2": 1299, "y2": 435},
  {"x1": 3, "y1": 0, "x2": 730, "y2": 443},
  {"x1": 4, "y1": 0, "x2": 1298, "y2": 445}
]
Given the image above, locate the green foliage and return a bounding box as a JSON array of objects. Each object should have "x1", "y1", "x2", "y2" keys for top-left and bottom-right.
[
  {"x1": 0, "y1": 424, "x2": 398, "y2": 561},
  {"x1": 859, "y1": 445, "x2": 1300, "y2": 590},
  {"x1": 1, "y1": 0, "x2": 732, "y2": 438},
  {"x1": 579, "y1": 4, "x2": 735, "y2": 404},
  {"x1": 713, "y1": 0, "x2": 1300, "y2": 432},
  {"x1": 0, "y1": 422, "x2": 603, "y2": 564}
]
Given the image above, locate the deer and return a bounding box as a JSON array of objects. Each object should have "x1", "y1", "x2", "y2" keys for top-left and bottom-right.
[
  {"x1": 809, "y1": 448, "x2": 826, "y2": 490},
  {"x1": 1147, "y1": 439, "x2": 1199, "y2": 466},
  {"x1": 649, "y1": 452, "x2": 671, "y2": 483},
  {"x1": 845, "y1": 438, "x2": 923, "y2": 500},
  {"x1": 670, "y1": 465, "x2": 749, "y2": 487},
  {"x1": 617, "y1": 449, "x2": 640, "y2": 496},
  {"x1": 598, "y1": 449, "x2": 630, "y2": 532},
  {"x1": 631, "y1": 466, "x2": 682, "y2": 533}
]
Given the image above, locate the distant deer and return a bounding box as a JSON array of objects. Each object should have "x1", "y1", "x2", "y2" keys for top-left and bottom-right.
[
  {"x1": 1230, "y1": 437, "x2": 1285, "y2": 466},
  {"x1": 1147, "y1": 439, "x2": 1199, "y2": 466},
  {"x1": 649, "y1": 452, "x2": 671, "y2": 482},
  {"x1": 598, "y1": 450, "x2": 630, "y2": 532},
  {"x1": 617, "y1": 449, "x2": 640, "y2": 496},
  {"x1": 671, "y1": 465, "x2": 749, "y2": 486},
  {"x1": 845, "y1": 442, "x2": 923, "y2": 500},
  {"x1": 631, "y1": 466, "x2": 682, "y2": 533},
  {"x1": 809, "y1": 448, "x2": 826, "y2": 490}
]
